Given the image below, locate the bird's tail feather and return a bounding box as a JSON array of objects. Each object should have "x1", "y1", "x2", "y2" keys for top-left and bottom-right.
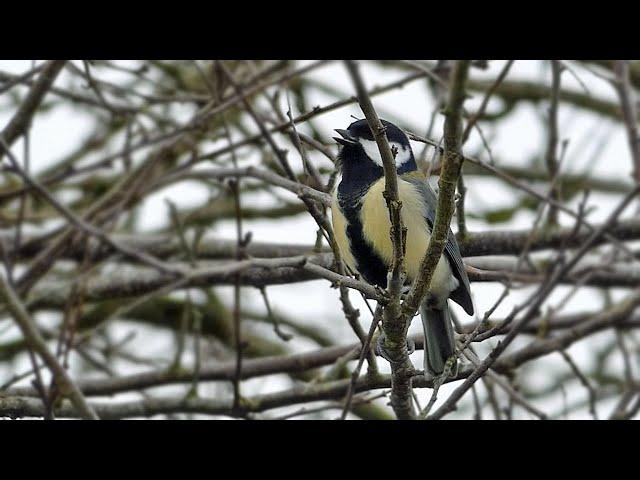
[{"x1": 420, "y1": 300, "x2": 456, "y2": 377}]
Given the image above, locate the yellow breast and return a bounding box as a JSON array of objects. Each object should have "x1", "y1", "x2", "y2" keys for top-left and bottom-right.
[{"x1": 359, "y1": 177, "x2": 454, "y2": 299}]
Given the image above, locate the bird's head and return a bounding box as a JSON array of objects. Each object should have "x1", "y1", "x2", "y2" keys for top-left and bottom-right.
[{"x1": 334, "y1": 119, "x2": 417, "y2": 186}]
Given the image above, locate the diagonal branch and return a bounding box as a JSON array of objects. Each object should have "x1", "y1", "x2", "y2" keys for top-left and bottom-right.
[
  {"x1": 0, "y1": 273, "x2": 98, "y2": 419},
  {"x1": 0, "y1": 60, "x2": 66, "y2": 159},
  {"x1": 427, "y1": 184, "x2": 640, "y2": 419}
]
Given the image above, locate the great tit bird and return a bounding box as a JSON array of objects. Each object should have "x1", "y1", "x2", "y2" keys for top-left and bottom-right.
[{"x1": 331, "y1": 119, "x2": 474, "y2": 377}]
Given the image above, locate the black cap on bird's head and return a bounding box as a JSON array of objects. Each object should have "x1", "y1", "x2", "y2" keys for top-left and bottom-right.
[
  {"x1": 334, "y1": 119, "x2": 417, "y2": 184},
  {"x1": 334, "y1": 119, "x2": 408, "y2": 146}
]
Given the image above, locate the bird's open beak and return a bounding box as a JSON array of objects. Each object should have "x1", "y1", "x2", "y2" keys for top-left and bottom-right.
[{"x1": 333, "y1": 129, "x2": 358, "y2": 146}]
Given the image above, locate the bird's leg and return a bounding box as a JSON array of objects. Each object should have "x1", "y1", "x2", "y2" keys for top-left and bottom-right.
[
  {"x1": 375, "y1": 332, "x2": 415, "y2": 363},
  {"x1": 424, "y1": 354, "x2": 459, "y2": 381}
]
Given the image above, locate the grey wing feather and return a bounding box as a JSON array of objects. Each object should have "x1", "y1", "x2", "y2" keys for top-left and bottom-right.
[{"x1": 404, "y1": 176, "x2": 474, "y2": 315}]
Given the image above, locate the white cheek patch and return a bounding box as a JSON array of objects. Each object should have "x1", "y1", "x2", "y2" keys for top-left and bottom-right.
[
  {"x1": 359, "y1": 139, "x2": 412, "y2": 168},
  {"x1": 359, "y1": 139, "x2": 384, "y2": 166}
]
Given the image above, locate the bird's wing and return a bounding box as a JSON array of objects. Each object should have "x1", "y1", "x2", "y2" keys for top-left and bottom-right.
[{"x1": 402, "y1": 172, "x2": 474, "y2": 315}]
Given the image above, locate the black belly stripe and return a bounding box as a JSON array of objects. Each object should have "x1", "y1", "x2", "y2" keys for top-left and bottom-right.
[{"x1": 338, "y1": 194, "x2": 389, "y2": 288}]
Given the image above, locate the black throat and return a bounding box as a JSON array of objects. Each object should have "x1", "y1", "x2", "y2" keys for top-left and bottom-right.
[{"x1": 338, "y1": 147, "x2": 417, "y2": 195}]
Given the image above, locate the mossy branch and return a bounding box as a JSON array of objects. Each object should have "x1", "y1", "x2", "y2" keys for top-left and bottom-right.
[{"x1": 402, "y1": 60, "x2": 471, "y2": 321}]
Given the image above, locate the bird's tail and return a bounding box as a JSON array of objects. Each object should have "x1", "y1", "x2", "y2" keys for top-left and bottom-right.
[{"x1": 420, "y1": 299, "x2": 456, "y2": 377}]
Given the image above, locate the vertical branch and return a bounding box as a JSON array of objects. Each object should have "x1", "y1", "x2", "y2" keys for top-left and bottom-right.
[
  {"x1": 402, "y1": 60, "x2": 472, "y2": 320},
  {"x1": 458, "y1": 60, "x2": 514, "y2": 239},
  {"x1": 455, "y1": 175, "x2": 469, "y2": 239},
  {"x1": 259, "y1": 287, "x2": 293, "y2": 341},
  {"x1": 340, "y1": 305, "x2": 384, "y2": 420},
  {"x1": 613, "y1": 60, "x2": 640, "y2": 187},
  {"x1": 10, "y1": 102, "x2": 32, "y2": 283},
  {"x1": 559, "y1": 350, "x2": 598, "y2": 419},
  {"x1": 545, "y1": 60, "x2": 563, "y2": 227},
  {"x1": 230, "y1": 176, "x2": 246, "y2": 410},
  {"x1": 49, "y1": 235, "x2": 92, "y2": 413},
  {"x1": 345, "y1": 60, "x2": 414, "y2": 419},
  {"x1": 221, "y1": 96, "x2": 248, "y2": 411}
]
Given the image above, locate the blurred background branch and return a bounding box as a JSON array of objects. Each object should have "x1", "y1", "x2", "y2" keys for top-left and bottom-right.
[{"x1": 1, "y1": 59, "x2": 639, "y2": 420}]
